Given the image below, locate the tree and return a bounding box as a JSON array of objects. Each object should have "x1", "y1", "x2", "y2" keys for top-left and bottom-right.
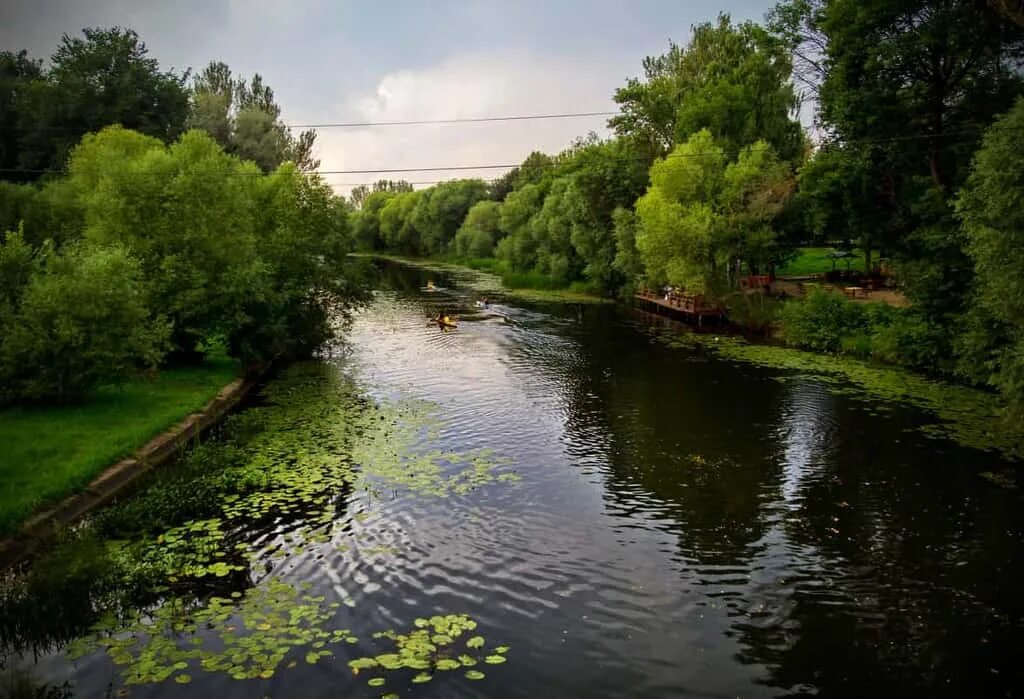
[
  {"x1": 16, "y1": 28, "x2": 189, "y2": 177},
  {"x1": 378, "y1": 190, "x2": 423, "y2": 253},
  {"x1": 0, "y1": 50, "x2": 43, "y2": 180},
  {"x1": 819, "y1": 0, "x2": 1024, "y2": 193},
  {"x1": 957, "y1": 97, "x2": 1024, "y2": 418},
  {"x1": 721, "y1": 142, "x2": 795, "y2": 274},
  {"x1": 495, "y1": 183, "x2": 547, "y2": 270},
  {"x1": 231, "y1": 165, "x2": 365, "y2": 363},
  {"x1": 69, "y1": 126, "x2": 264, "y2": 359},
  {"x1": 1, "y1": 243, "x2": 168, "y2": 403},
  {"x1": 412, "y1": 179, "x2": 488, "y2": 256},
  {"x1": 766, "y1": 0, "x2": 828, "y2": 105},
  {"x1": 489, "y1": 151, "x2": 555, "y2": 203},
  {"x1": 351, "y1": 190, "x2": 396, "y2": 249},
  {"x1": 990, "y1": 0, "x2": 1024, "y2": 26},
  {"x1": 454, "y1": 200, "x2": 502, "y2": 258},
  {"x1": 635, "y1": 130, "x2": 792, "y2": 293},
  {"x1": 612, "y1": 207, "x2": 643, "y2": 294},
  {"x1": 795, "y1": 146, "x2": 888, "y2": 271},
  {"x1": 349, "y1": 180, "x2": 413, "y2": 209},
  {"x1": 527, "y1": 178, "x2": 584, "y2": 284},
  {"x1": 188, "y1": 62, "x2": 319, "y2": 173},
  {"x1": 556, "y1": 138, "x2": 649, "y2": 291},
  {"x1": 611, "y1": 15, "x2": 804, "y2": 161}
]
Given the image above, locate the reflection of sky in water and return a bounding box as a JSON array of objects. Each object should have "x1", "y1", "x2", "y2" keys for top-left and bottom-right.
[{"x1": 777, "y1": 380, "x2": 837, "y2": 509}]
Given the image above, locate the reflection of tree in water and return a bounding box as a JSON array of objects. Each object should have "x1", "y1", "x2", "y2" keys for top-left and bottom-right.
[
  {"x1": 548, "y1": 308, "x2": 1024, "y2": 696},
  {"x1": 734, "y1": 380, "x2": 1024, "y2": 696},
  {"x1": 554, "y1": 306, "x2": 788, "y2": 566}
]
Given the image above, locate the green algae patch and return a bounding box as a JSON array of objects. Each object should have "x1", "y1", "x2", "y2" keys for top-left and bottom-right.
[{"x1": 648, "y1": 327, "x2": 1023, "y2": 459}]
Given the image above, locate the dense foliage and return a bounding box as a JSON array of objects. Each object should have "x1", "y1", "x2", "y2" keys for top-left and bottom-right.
[
  {"x1": 0, "y1": 125, "x2": 365, "y2": 403},
  {"x1": 0, "y1": 29, "x2": 367, "y2": 405},
  {"x1": 342, "y1": 3, "x2": 1024, "y2": 419},
  {"x1": 4, "y1": 8, "x2": 1024, "y2": 417}
]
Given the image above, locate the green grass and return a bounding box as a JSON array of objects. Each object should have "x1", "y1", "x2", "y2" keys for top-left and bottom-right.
[
  {"x1": 0, "y1": 356, "x2": 239, "y2": 534},
  {"x1": 777, "y1": 247, "x2": 867, "y2": 277}
]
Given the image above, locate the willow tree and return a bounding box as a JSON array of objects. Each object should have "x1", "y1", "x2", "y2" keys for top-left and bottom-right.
[{"x1": 635, "y1": 130, "x2": 792, "y2": 294}]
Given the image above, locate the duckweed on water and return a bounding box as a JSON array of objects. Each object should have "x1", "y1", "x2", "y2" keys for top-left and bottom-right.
[{"x1": 646, "y1": 327, "x2": 1024, "y2": 459}]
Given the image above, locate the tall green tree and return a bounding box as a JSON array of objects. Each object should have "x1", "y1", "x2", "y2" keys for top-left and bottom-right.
[
  {"x1": 378, "y1": 190, "x2": 423, "y2": 253},
  {"x1": 409, "y1": 179, "x2": 488, "y2": 256},
  {"x1": 69, "y1": 126, "x2": 264, "y2": 359},
  {"x1": 611, "y1": 14, "x2": 804, "y2": 161},
  {"x1": 232, "y1": 165, "x2": 364, "y2": 363},
  {"x1": 188, "y1": 62, "x2": 318, "y2": 173},
  {"x1": 16, "y1": 28, "x2": 189, "y2": 177},
  {"x1": 793, "y1": 145, "x2": 888, "y2": 270},
  {"x1": 454, "y1": 200, "x2": 502, "y2": 258},
  {"x1": 818, "y1": 0, "x2": 1024, "y2": 194},
  {"x1": 557, "y1": 139, "x2": 649, "y2": 290},
  {"x1": 635, "y1": 130, "x2": 792, "y2": 294},
  {"x1": 958, "y1": 98, "x2": 1024, "y2": 418},
  {"x1": 349, "y1": 180, "x2": 413, "y2": 209},
  {"x1": 0, "y1": 51, "x2": 43, "y2": 180}
]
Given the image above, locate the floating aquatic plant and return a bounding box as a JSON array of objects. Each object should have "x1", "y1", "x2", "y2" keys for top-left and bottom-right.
[
  {"x1": 51, "y1": 362, "x2": 520, "y2": 688},
  {"x1": 348, "y1": 614, "x2": 509, "y2": 689},
  {"x1": 68, "y1": 579, "x2": 351, "y2": 685}
]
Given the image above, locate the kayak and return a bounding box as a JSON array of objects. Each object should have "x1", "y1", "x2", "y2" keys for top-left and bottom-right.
[{"x1": 429, "y1": 317, "x2": 458, "y2": 328}]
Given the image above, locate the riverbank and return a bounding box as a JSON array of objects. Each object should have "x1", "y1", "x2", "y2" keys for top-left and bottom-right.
[
  {"x1": 361, "y1": 253, "x2": 613, "y2": 305},
  {"x1": 0, "y1": 355, "x2": 239, "y2": 535}
]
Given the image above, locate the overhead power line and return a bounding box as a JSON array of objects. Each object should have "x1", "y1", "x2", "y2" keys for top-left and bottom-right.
[
  {"x1": 0, "y1": 128, "x2": 990, "y2": 179},
  {"x1": 9, "y1": 111, "x2": 618, "y2": 134},
  {"x1": 288, "y1": 111, "x2": 617, "y2": 129}
]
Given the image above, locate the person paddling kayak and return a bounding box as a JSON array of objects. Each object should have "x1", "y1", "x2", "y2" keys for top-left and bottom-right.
[{"x1": 430, "y1": 309, "x2": 457, "y2": 328}]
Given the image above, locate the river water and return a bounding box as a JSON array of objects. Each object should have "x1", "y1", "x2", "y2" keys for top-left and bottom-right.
[{"x1": 16, "y1": 260, "x2": 1024, "y2": 697}]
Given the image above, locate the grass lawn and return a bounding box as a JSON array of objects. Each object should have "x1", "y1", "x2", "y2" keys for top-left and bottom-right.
[
  {"x1": 778, "y1": 247, "x2": 867, "y2": 277},
  {"x1": 0, "y1": 356, "x2": 239, "y2": 534}
]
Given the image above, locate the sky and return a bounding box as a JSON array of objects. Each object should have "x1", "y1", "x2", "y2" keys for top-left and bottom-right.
[{"x1": 1, "y1": 0, "x2": 781, "y2": 194}]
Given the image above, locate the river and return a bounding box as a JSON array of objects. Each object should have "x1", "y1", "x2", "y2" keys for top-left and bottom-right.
[{"x1": 9, "y1": 259, "x2": 1024, "y2": 697}]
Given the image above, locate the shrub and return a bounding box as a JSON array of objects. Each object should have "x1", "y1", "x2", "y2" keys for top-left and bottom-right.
[
  {"x1": 778, "y1": 289, "x2": 866, "y2": 352},
  {"x1": 1, "y1": 244, "x2": 169, "y2": 402}
]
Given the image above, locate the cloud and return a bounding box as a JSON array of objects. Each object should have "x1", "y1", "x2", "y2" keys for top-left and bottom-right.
[{"x1": 312, "y1": 49, "x2": 630, "y2": 195}]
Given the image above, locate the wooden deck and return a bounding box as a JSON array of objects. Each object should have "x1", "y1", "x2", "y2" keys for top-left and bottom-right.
[{"x1": 634, "y1": 291, "x2": 724, "y2": 326}]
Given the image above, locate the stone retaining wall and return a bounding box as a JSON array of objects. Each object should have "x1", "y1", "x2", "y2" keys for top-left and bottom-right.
[{"x1": 0, "y1": 377, "x2": 258, "y2": 567}]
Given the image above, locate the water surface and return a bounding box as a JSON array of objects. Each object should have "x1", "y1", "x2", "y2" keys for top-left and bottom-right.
[{"x1": 18, "y1": 260, "x2": 1024, "y2": 697}]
